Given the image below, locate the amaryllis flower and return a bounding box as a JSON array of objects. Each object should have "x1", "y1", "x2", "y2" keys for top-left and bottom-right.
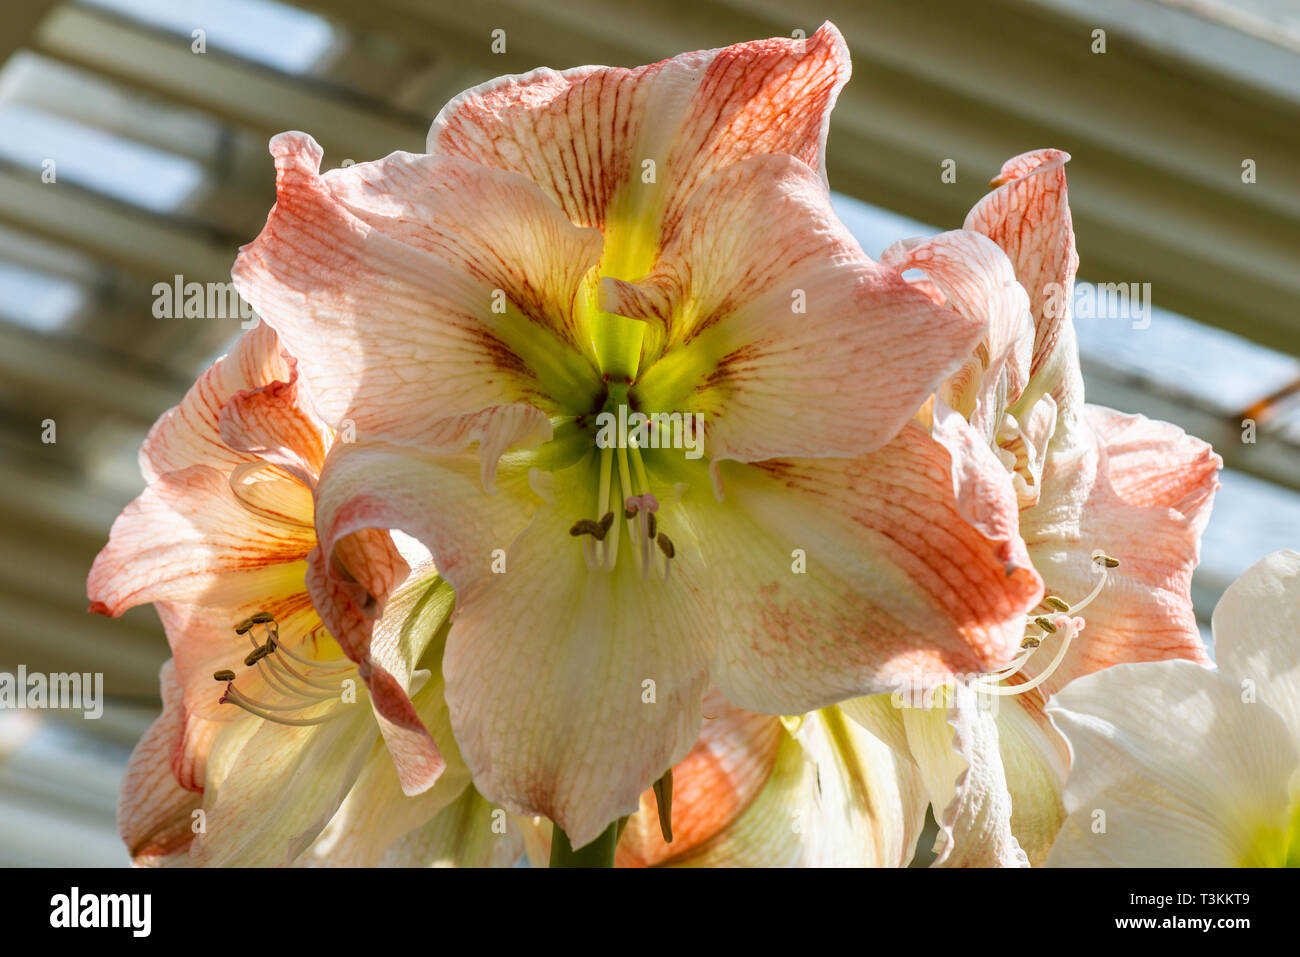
[
  {"x1": 231, "y1": 23, "x2": 1043, "y2": 848},
  {"x1": 1047, "y1": 550, "x2": 1300, "y2": 867},
  {"x1": 88, "y1": 325, "x2": 456, "y2": 864},
  {"x1": 856, "y1": 149, "x2": 1221, "y2": 865}
]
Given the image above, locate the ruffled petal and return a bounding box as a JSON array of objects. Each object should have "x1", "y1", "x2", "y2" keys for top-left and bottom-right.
[
  {"x1": 1046, "y1": 660, "x2": 1300, "y2": 867},
  {"x1": 430, "y1": 23, "x2": 850, "y2": 270},
  {"x1": 1019, "y1": 406, "x2": 1220, "y2": 695},
  {"x1": 901, "y1": 683, "x2": 1029, "y2": 867},
  {"x1": 881, "y1": 229, "x2": 1032, "y2": 443},
  {"x1": 605, "y1": 155, "x2": 987, "y2": 462},
  {"x1": 87, "y1": 464, "x2": 315, "y2": 618},
  {"x1": 678, "y1": 425, "x2": 1042, "y2": 715},
  {"x1": 232, "y1": 132, "x2": 605, "y2": 444},
  {"x1": 964, "y1": 149, "x2": 1080, "y2": 412},
  {"x1": 218, "y1": 359, "x2": 330, "y2": 486},
  {"x1": 138, "y1": 322, "x2": 290, "y2": 483}
]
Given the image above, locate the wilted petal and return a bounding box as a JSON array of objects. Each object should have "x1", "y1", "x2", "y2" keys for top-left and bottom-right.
[
  {"x1": 605, "y1": 154, "x2": 987, "y2": 463},
  {"x1": 1046, "y1": 660, "x2": 1299, "y2": 867}
]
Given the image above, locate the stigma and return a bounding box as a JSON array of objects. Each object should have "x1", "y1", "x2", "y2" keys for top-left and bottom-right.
[{"x1": 214, "y1": 612, "x2": 358, "y2": 726}]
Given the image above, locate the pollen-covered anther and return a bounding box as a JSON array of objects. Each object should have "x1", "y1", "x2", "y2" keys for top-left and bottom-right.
[
  {"x1": 213, "y1": 669, "x2": 237, "y2": 682},
  {"x1": 234, "y1": 610, "x2": 275, "y2": 634},
  {"x1": 1092, "y1": 550, "x2": 1120, "y2": 568},
  {"x1": 1033, "y1": 616, "x2": 1058, "y2": 633},
  {"x1": 1043, "y1": 595, "x2": 1071, "y2": 612},
  {"x1": 569, "y1": 516, "x2": 611, "y2": 541}
]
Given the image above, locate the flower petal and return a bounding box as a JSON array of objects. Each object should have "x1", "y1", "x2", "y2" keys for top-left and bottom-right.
[
  {"x1": 1046, "y1": 660, "x2": 1300, "y2": 867},
  {"x1": 441, "y1": 456, "x2": 712, "y2": 849},
  {"x1": 1213, "y1": 549, "x2": 1300, "y2": 746},
  {"x1": 901, "y1": 683, "x2": 1029, "y2": 867},
  {"x1": 679, "y1": 425, "x2": 1042, "y2": 715},
  {"x1": 605, "y1": 154, "x2": 987, "y2": 463},
  {"x1": 615, "y1": 688, "x2": 783, "y2": 867},
  {"x1": 138, "y1": 322, "x2": 290, "y2": 483},
  {"x1": 379, "y1": 786, "x2": 525, "y2": 867},
  {"x1": 1020, "y1": 406, "x2": 1221, "y2": 695},
  {"x1": 304, "y1": 634, "x2": 474, "y2": 865},
  {"x1": 666, "y1": 703, "x2": 926, "y2": 867},
  {"x1": 87, "y1": 464, "x2": 315, "y2": 618},
  {"x1": 880, "y1": 229, "x2": 1033, "y2": 443},
  {"x1": 188, "y1": 700, "x2": 376, "y2": 866},
  {"x1": 232, "y1": 132, "x2": 604, "y2": 444},
  {"x1": 964, "y1": 149, "x2": 1080, "y2": 412},
  {"x1": 117, "y1": 661, "x2": 201, "y2": 866},
  {"x1": 218, "y1": 358, "x2": 330, "y2": 486},
  {"x1": 430, "y1": 23, "x2": 850, "y2": 269}
]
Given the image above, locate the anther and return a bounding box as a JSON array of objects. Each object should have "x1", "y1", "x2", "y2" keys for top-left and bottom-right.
[
  {"x1": 656, "y1": 533, "x2": 675, "y2": 559},
  {"x1": 1092, "y1": 550, "x2": 1120, "y2": 568},
  {"x1": 569, "y1": 518, "x2": 609, "y2": 540},
  {"x1": 599, "y1": 511, "x2": 615, "y2": 534},
  {"x1": 1043, "y1": 596, "x2": 1071, "y2": 612},
  {"x1": 1020, "y1": 636, "x2": 1041, "y2": 650},
  {"x1": 234, "y1": 610, "x2": 276, "y2": 634},
  {"x1": 213, "y1": 669, "x2": 236, "y2": 682},
  {"x1": 647, "y1": 512, "x2": 658, "y2": 540},
  {"x1": 244, "y1": 643, "x2": 274, "y2": 666},
  {"x1": 1034, "y1": 616, "x2": 1058, "y2": 633}
]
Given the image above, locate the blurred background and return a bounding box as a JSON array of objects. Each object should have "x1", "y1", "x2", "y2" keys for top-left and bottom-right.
[{"x1": 0, "y1": 0, "x2": 1297, "y2": 865}]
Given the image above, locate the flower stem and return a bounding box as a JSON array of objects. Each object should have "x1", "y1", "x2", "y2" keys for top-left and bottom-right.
[{"x1": 549, "y1": 820, "x2": 619, "y2": 868}]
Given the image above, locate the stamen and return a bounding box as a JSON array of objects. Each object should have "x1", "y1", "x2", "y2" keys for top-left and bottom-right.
[
  {"x1": 213, "y1": 669, "x2": 236, "y2": 682},
  {"x1": 220, "y1": 684, "x2": 346, "y2": 726},
  {"x1": 978, "y1": 618, "x2": 1079, "y2": 696},
  {"x1": 1043, "y1": 596, "x2": 1071, "y2": 612}
]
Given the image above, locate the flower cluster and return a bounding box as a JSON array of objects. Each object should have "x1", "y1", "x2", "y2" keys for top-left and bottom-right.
[{"x1": 91, "y1": 22, "x2": 1241, "y2": 867}]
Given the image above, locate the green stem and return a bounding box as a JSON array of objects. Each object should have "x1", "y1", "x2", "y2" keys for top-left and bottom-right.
[{"x1": 549, "y1": 820, "x2": 619, "y2": 868}]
